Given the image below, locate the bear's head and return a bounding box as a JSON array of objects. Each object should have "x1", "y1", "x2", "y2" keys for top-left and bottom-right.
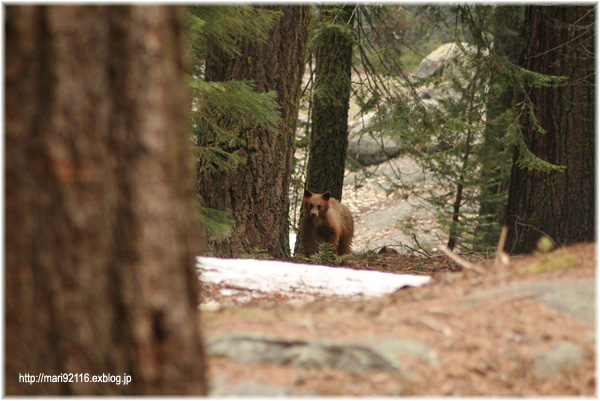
[{"x1": 303, "y1": 189, "x2": 331, "y2": 218}]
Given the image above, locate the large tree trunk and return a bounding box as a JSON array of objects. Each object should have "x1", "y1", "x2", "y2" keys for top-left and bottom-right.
[
  {"x1": 504, "y1": 5, "x2": 595, "y2": 254},
  {"x1": 6, "y1": 6, "x2": 206, "y2": 395},
  {"x1": 197, "y1": 6, "x2": 311, "y2": 259}
]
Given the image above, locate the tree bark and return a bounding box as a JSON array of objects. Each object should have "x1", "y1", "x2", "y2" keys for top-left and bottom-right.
[
  {"x1": 305, "y1": 5, "x2": 355, "y2": 201},
  {"x1": 198, "y1": 6, "x2": 311, "y2": 259},
  {"x1": 6, "y1": 5, "x2": 206, "y2": 395},
  {"x1": 294, "y1": 6, "x2": 354, "y2": 257},
  {"x1": 504, "y1": 5, "x2": 595, "y2": 253}
]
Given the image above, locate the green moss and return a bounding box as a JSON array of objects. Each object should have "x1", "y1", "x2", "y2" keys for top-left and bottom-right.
[{"x1": 519, "y1": 248, "x2": 579, "y2": 275}]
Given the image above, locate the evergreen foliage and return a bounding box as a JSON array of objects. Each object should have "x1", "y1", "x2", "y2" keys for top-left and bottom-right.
[
  {"x1": 197, "y1": 207, "x2": 235, "y2": 239},
  {"x1": 188, "y1": 5, "x2": 585, "y2": 255},
  {"x1": 505, "y1": 110, "x2": 567, "y2": 174},
  {"x1": 190, "y1": 78, "x2": 281, "y2": 176},
  {"x1": 475, "y1": 6, "x2": 523, "y2": 247},
  {"x1": 347, "y1": 5, "x2": 572, "y2": 252},
  {"x1": 188, "y1": 6, "x2": 281, "y2": 65},
  {"x1": 352, "y1": 5, "x2": 408, "y2": 115},
  {"x1": 303, "y1": 242, "x2": 343, "y2": 266},
  {"x1": 504, "y1": 5, "x2": 595, "y2": 253},
  {"x1": 187, "y1": 6, "x2": 283, "y2": 238}
]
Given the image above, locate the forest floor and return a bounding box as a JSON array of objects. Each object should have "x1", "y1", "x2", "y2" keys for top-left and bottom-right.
[{"x1": 201, "y1": 242, "x2": 596, "y2": 396}]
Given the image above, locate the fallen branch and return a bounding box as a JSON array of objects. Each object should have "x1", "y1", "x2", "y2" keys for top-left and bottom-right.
[{"x1": 438, "y1": 243, "x2": 486, "y2": 274}]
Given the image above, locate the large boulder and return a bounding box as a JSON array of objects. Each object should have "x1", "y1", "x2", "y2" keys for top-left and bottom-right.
[
  {"x1": 347, "y1": 112, "x2": 404, "y2": 166},
  {"x1": 414, "y1": 42, "x2": 487, "y2": 104},
  {"x1": 415, "y1": 42, "x2": 467, "y2": 79}
]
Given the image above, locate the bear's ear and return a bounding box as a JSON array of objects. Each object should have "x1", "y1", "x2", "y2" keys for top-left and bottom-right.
[
  {"x1": 304, "y1": 189, "x2": 313, "y2": 198},
  {"x1": 322, "y1": 191, "x2": 331, "y2": 200}
]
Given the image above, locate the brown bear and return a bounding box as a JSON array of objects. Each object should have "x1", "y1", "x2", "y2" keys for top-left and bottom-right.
[{"x1": 300, "y1": 189, "x2": 354, "y2": 256}]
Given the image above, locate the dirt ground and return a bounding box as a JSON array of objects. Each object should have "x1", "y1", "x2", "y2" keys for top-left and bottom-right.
[{"x1": 200, "y1": 243, "x2": 596, "y2": 396}]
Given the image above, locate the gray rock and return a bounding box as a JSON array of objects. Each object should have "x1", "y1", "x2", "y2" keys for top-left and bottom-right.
[
  {"x1": 343, "y1": 153, "x2": 431, "y2": 188},
  {"x1": 413, "y1": 42, "x2": 489, "y2": 117},
  {"x1": 353, "y1": 197, "x2": 439, "y2": 252},
  {"x1": 527, "y1": 279, "x2": 595, "y2": 326},
  {"x1": 415, "y1": 42, "x2": 465, "y2": 79},
  {"x1": 206, "y1": 333, "x2": 402, "y2": 373},
  {"x1": 463, "y1": 278, "x2": 595, "y2": 326},
  {"x1": 363, "y1": 204, "x2": 412, "y2": 233},
  {"x1": 347, "y1": 133, "x2": 404, "y2": 166},
  {"x1": 415, "y1": 42, "x2": 483, "y2": 80},
  {"x1": 366, "y1": 337, "x2": 440, "y2": 366},
  {"x1": 533, "y1": 341, "x2": 584, "y2": 377},
  {"x1": 347, "y1": 113, "x2": 403, "y2": 166}
]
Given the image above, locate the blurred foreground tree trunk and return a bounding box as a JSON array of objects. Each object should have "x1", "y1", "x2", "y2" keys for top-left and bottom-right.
[
  {"x1": 504, "y1": 5, "x2": 595, "y2": 253},
  {"x1": 197, "y1": 6, "x2": 311, "y2": 259},
  {"x1": 6, "y1": 6, "x2": 206, "y2": 395}
]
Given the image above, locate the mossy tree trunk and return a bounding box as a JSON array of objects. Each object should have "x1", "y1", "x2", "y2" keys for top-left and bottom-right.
[
  {"x1": 6, "y1": 5, "x2": 206, "y2": 395},
  {"x1": 305, "y1": 5, "x2": 355, "y2": 200},
  {"x1": 504, "y1": 5, "x2": 595, "y2": 253},
  {"x1": 198, "y1": 6, "x2": 311, "y2": 259},
  {"x1": 294, "y1": 6, "x2": 354, "y2": 257}
]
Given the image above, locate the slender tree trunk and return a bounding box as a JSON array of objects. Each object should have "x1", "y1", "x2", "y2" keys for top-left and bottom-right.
[
  {"x1": 447, "y1": 129, "x2": 472, "y2": 251},
  {"x1": 305, "y1": 5, "x2": 355, "y2": 200},
  {"x1": 6, "y1": 5, "x2": 206, "y2": 395},
  {"x1": 198, "y1": 6, "x2": 311, "y2": 259},
  {"x1": 504, "y1": 5, "x2": 595, "y2": 254},
  {"x1": 447, "y1": 177, "x2": 465, "y2": 251},
  {"x1": 295, "y1": 6, "x2": 354, "y2": 257}
]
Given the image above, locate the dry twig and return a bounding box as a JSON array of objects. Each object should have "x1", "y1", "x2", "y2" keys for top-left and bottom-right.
[
  {"x1": 438, "y1": 243, "x2": 487, "y2": 274},
  {"x1": 412, "y1": 233, "x2": 433, "y2": 258},
  {"x1": 494, "y1": 225, "x2": 510, "y2": 267}
]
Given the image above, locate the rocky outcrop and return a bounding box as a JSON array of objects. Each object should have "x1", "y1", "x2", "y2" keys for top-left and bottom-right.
[{"x1": 347, "y1": 42, "x2": 486, "y2": 166}]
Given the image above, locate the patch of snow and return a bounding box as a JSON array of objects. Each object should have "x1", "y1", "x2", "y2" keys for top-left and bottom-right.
[
  {"x1": 289, "y1": 233, "x2": 297, "y2": 254},
  {"x1": 197, "y1": 257, "x2": 431, "y2": 298}
]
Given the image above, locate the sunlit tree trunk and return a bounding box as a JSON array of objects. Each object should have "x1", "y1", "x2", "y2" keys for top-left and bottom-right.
[{"x1": 6, "y1": 5, "x2": 206, "y2": 395}]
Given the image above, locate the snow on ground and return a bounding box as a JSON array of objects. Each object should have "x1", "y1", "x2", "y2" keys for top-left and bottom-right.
[{"x1": 197, "y1": 257, "x2": 431, "y2": 299}]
